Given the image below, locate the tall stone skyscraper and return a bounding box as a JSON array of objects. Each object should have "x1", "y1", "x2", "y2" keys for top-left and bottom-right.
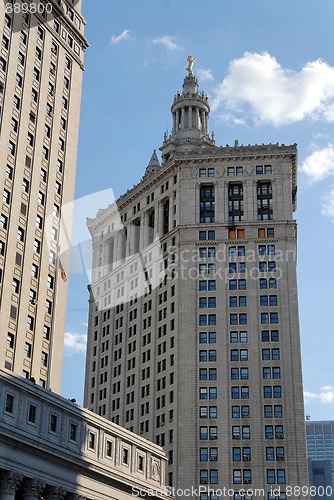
[
  {"x1": 84, "y1": 65, "x2": 309, "y2": 499},
  {"x1": 0, "y1": 1, "x2": 88, "y2": 392}
]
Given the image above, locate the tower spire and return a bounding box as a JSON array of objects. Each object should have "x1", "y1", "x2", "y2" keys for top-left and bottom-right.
[
  {"x1": 143, "y1": 150, "x2": 160, "y2": 179},
  {"x1": 160, "y1": 57, "x2": 214, "y2": 161}
]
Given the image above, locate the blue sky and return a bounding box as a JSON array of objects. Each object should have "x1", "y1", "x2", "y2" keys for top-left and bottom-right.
[{"x1": 61, "y1": 0, "x2": 334, "y2": 420}]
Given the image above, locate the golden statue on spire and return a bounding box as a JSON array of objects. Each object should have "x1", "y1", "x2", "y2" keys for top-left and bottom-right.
[{"x1": 186, "y1": 55, "x2": 195, "y2": 74}]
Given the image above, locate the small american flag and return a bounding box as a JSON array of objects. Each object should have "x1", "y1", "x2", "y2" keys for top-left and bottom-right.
[{"x1": 59, "y1": 260, "x2": 68, "y2": 282}]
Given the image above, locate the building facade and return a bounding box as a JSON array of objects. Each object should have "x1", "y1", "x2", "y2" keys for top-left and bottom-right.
[
  {"x1": 84, "y1": 69, "x2": 309, "y2": 499},
  {"x1": 0, "y1": 0, "x2": 88, "y2": 392},
  {"x1": 0, "y1": 370, "x2": 169, "y2": 500},
  {"x1": 307, "y1": 421, "x2": 334, "y2": 496},
  {"x1": 308, "y1": 459, "x2": 334, "y2": 500}
]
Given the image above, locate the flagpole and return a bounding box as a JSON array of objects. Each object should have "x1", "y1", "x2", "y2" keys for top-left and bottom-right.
[{"x1": 46, "y1": 244, "x2": 61, "y2": 391}]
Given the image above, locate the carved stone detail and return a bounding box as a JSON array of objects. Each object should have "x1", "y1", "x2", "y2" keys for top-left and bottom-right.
[
  {"x1": 0, "y1": 470, "x2": 23, "y2": 493},
  {"x1": 21, "y1": 477, "x2": 46, "y2": 498},
  {"x1": 150, "y1": 458, "x2": 161, "y2": 482},
  {"x1": 44, "y1": 485, "x2": 67, "y2": 499}
]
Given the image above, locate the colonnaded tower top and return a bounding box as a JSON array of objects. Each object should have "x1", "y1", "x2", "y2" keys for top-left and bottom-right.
[{"x1": 161, "y1": 55, "x2": 215, "y2": 164}]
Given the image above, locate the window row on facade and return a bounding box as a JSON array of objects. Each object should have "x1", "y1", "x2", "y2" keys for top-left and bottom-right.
[
  {"x1": 200, "y1": 182, "x2": 273, "y2": 223},
  {"x1": 198, "y1": 165, "x2": 272, "y2": 178},
  {"x1": 3, "y1": 391, "x2": 151, "y2": 476}
]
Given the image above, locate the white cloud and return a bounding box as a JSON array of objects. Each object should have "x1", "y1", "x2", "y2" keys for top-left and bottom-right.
[
  {"x1": 213, "y1": 52, "x2": 334, "y2": 126},
  {"x1": 301, "y1": 144, "x2": 334, "y2": 182},
  {"x1": 321, "y1": 186, "x2": 334, "y2": 222},
  {"x1": 64, "y1": 332, "x2": 87, "y2": 355},
  {"x1": 304, "y1": 386, "x2": 334, "y2": 404},
  {"x1": 151, "y1": 36, "x2": 182, "y2": 52},
  {"x1": 110, "y1": 29, "x2": 131, "y2": 45},
  {"x1": 197, "y1": 68, "x2": 214, "y2": 82}
]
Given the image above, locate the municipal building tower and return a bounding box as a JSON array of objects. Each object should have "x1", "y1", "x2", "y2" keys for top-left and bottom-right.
[{"x1": 85, "y1": 61, "x2": 308, "y2": 500}]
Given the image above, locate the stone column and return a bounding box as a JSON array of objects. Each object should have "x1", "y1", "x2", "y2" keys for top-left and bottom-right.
[
  {"x1": 104, "y1": 238, "x2": 114, "y2": 273},
  {"x1": 176, "y1": 109, "x2": 180, "y2": 129},
  {"x1": 172, "y1": 112, "x2": 176, "y2": 133},
  {"x1": 195, "y1": 108, "x2": 200, "y2": 129},
  {"x1": 188, "y1": 106, "x2": 192, "y2": 128},
  {"x1": 200, "y1": 110, "x2": 205, "y2": 133},
  {"x1": 0, "y1": 471, "x2": 23, "y2": 500},
  {"x1": 221, "y1": 180, "x2": 228, "y2": 223},
  {"x1": 114, "y1": 231, "x2": 124, "y2": 266},
  {"x1": 181, "y1": 107, "x2": 185, "y2": 129},
  {"x1": 109, "y1": 238, "x2": 115, "y2": 272},
  {"x1": 21, "y1": 478, "x2": 46, "y2": 499},
  {"x1": 195, "y1": 183, "x2": 200, "y2": 224},
  {"x1": 155, "y1": 203, "x2": 162, "y2": 240},
  {"x1": 243, "y1": 179, "x2": 256, "y2": 222},
  {"x1": 127, "y1": 223, "x2": 137, "y2": 259},
  {"x1": 44, "y1": 486, "x2": 67, "y2": 499},
  {"x1": 140, "y1": 212, "x2": 148, "y2": 251}
]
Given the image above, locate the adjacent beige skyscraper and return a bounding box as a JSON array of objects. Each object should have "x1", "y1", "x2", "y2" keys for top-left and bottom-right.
[
  {"x1": 0, "y1": 1, "x2": 88, "y2": 393},
  {"x1": 84, "y1": 68, "x2": 309, "y2": 499}
]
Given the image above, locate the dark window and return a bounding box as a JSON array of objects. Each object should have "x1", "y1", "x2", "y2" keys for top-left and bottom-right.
[
  {"x1": 163, "y1": 199, "x2": 169, "y2": 235},
  {"x1": 257, "y1": 182, "x2": 273, "y2": 220},
  {"x1": 200, "y1": 185, "x2": 215, "y2": 223},
  {"x1": 69, "y1": 423, "x2": 77, "y2": 441},
  {"x1": 228, "y1": 183, "x2": 244, "y2": 221},
  {"x1": 28, "y1": 404, "x2": 37, "y2": 423},
  {"x1": 5, "y1": 394, "x2": 14, "y2": 413},
  {"x1": 49, "y1": 414, "x2": 57, "y2": 432}
]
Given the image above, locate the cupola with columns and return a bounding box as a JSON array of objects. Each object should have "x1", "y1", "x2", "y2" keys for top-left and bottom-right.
[{"x1": 160, "y1": 56, "x2": 215, "y2": 163}]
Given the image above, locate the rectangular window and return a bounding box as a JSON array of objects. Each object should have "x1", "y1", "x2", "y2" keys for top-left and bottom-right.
[
  {"x1": 256, "y1": 164, "x2": 272, "y2": 175},
  {"x1": 0, "y1": 214, "x2": 8, "y2": 229},
  {"x1": 27, "y1": 133, "x2": 34, "y2": 147},
  {"x1": 274, "y1": 405, "x2": 283, "y2": 418},
  {"x1": 4, "y1": 14, "x2": 11, "y2": 28},
  {"x1": 42, "y1": 146, "x2": 49, "y2": 160},
  {"x1": 16, "y1": 73, "x2": 23, "y2": 87},
  {"x1": 229, "y1": 183, "x2": 244, "y2": 222},
  {"x1": 7, "y1": 333, "x2": 14, "y2": 349},
  {"x1": 24, "y1": 342, "x2": 32, "y2": 358},
  {"x1": 106, "y1": 440, "x2": 113, "y2": 457},
  {"x1": 2, "y1": 36, "x2": 9, "y2": 49},
  {"x1": 8, "y1": 141, "x2": 16, "y2": 155},
  {"x1": 88, "y1": 432, "x2": 95, "y2": 449},
  {"x1": 5, "y1": 394, "x2": 14, "y2": 413},
  {"x1": 267, "y1": 469, "x2": 276, "y2": 484},
  {"x1": 257, "y1": 182, "x2": 273, "y2": 220},
  {"x1": 43, "y1": 325, "x2": 50, "y2": 340},
  {"x1": 49, "y1": 414, "x2": 57, "y2": 432},
  {"x1": 41, "y1": 351, "x2": 48, "y2": 367},
  {"x1": 200, "y1": 185, "x2": 215, "y2": 223},
  {"x1": 69, "y1": 423, "x2": 77, "y2": 441},
  {"x1": 33, "y1": 67, "x2": 40, "y2": 81},
  {"x1": 26, "y1": 315, "x2": 34, "y2": 331},
  {"x1": 277, "y1": 469, "x2": 286, "y2": 484},
  {"x1": 28, "y1": 404, "x2": 37, "y2": 423}
]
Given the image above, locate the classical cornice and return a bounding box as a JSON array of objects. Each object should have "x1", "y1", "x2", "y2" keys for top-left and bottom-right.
[{"x1": 87, "y1": 142, "x2": 298, "y2": 233}]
